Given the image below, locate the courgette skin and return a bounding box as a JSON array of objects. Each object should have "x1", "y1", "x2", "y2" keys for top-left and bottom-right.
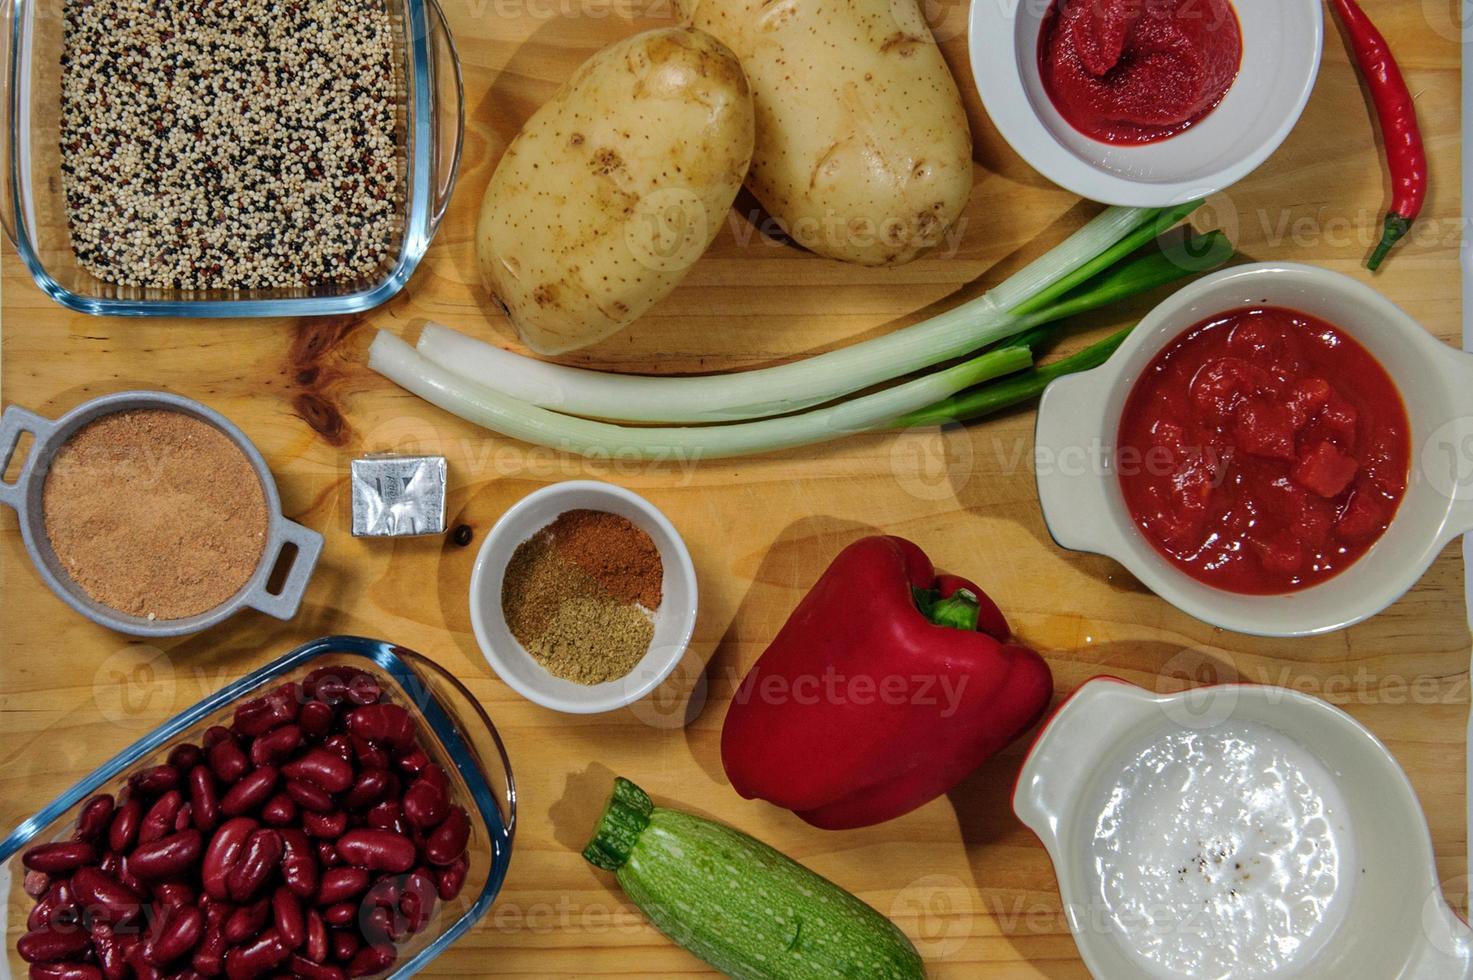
[{"x1": 584, "y1": 777, "x2": 926, "y2": 979}]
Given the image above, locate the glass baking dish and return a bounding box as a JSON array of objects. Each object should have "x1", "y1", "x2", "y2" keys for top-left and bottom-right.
[
  {"x1": 0, "y1": 635, "x2": 515, "y2": 978},
  {"x1": 0, "y1": 0, "x2": 463, "y2": 316}
]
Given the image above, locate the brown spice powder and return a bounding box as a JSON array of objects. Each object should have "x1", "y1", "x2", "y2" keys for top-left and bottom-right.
[
  {"x1": 500, "y1": 509, "x2": 663, "y2": 686},
  {"x1": 41, "y1": 409, "x2": 269, "y2": 620}
]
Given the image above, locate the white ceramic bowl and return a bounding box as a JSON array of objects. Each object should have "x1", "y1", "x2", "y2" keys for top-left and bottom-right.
[
  {"x1": 968, "y1": 0, "x2": 1323, "y2": 206},
  {"x1": 469, "y1": 481, "x2": 698, "y2": 714},
  {"x1": 1015, "y1": 679, "x2": 1473, "y2": 980},
  {"x1": 1035, "y1": 263, "x2": 1473, "y2": 636}
]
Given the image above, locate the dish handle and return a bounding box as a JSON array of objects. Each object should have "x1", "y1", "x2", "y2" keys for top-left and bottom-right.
[
  {"x1": 244, "y1": 518, "x2": 325, "y2": 621},
  {"x1": 426, "y1": 0, "x2": 464, "y2": 236},
  {"x1": 1034, "y1": 373, "x2": 1120, "y2": 555},
  {"x1": 0, "y1": 404, "x2": 54, "y2": 511}
]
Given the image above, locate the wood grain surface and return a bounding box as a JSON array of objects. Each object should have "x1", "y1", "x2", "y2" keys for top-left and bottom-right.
[{"x1": 1, "y1": 1, "x2": 1465, "y2": 976}]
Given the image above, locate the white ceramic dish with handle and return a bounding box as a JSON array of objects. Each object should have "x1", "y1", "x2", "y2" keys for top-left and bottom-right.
[
  {"x1": 468, "y1": 480, "x2": 698, "y2": 714},
  {"x1": 1035, "y1": 263, "x2": 1473, "y2": 637},
  {"x1": 968, "y1": 0, "x2": 1322, "y2": 206},
  {"x1": 1016, "y1": 678, "x2": 1473, "y2": 980}
]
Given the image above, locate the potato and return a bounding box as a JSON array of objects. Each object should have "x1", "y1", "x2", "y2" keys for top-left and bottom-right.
[
  {"x1": 676, "y1": 0, "x2": 972, "y2": 266},
  {"x1": 477, "y1": 28, "x2": 754, "y2": 355}
]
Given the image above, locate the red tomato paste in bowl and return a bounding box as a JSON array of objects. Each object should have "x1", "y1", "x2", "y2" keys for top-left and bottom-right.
[
  {"x1": 1117, "y1": 308, "x2": 1410, "y2": 595},
  {"x1": 1039, "y1": 0, "x2": 1243, "y2": 145}
]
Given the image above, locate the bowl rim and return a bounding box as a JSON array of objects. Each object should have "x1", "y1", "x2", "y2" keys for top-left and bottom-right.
[
  {"x1": 468, "y1": 480, "x2": 699, "y2": 715},
  {"x1": 0, "y1": 635, "x2": 516, "y2": 979},
  {"x1": 966, "y1": 0, "x2": 1325, "y2": 207},
  {"x1": 1033, "y1": 262, "x2": 1470, "y2": 636}
]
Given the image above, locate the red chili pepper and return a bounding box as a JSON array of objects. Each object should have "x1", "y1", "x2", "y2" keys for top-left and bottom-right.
[
  {"x1": 1329, "y1": 0, "x2": 1427, "y2": 271},
  {"x1": 720, "y1": 536, "x2": 1054, "y2": 830}
]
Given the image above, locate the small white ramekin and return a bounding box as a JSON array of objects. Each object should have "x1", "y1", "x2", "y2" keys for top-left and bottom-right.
[
  {"x1": 968, "y1": 0, "x2": 1323, "y2": 206},
  {"x1": 1015, "y1": 679, "x2": 1473, "y2": 979},
  {"x1": 1035, "y1": 263, "x2": 1473, "y2": 637},
  {"x1": 469, "y1": 481, "x2": 698, "y2": 714}
]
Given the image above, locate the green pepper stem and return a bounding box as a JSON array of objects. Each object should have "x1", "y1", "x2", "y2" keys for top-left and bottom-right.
[
  {"x1": 1368, "y1": 214, "x2": 1412, "y2": 271},
  {"x1": 912, "y1": 587, "x2": 981, "y2": 631}
]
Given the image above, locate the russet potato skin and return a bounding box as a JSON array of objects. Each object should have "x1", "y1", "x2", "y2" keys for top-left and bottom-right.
[
  {"x1": 677, "y1": 0, "x2": 973, "y2": 267},
  {"x1": 477, "y1": 28, "x2": 754, "y2": 355}
]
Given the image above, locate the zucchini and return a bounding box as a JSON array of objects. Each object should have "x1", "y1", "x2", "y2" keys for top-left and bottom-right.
[{"x1": 583, "y1": 777, "x2": 926, "y2": 979}]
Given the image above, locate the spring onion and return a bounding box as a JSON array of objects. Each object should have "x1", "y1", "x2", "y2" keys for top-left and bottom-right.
[
  {"x1": 369, "y1": 332, "x2": 1030, "y2": 460},
  {"x1": 411, "y1": 203, "x2": 1198, "y2": 423}
]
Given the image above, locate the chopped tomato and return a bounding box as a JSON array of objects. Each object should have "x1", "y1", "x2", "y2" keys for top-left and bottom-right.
[
  {"x1": 1292, "y1": 441, "x2": 1360, "y2": 498},
  {"x1": 1234, "y1": 398, "x2": 1298, "y2": 461}
]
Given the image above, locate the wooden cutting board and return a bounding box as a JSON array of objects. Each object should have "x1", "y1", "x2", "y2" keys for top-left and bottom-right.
[{"x1": 1, "y1": 1, "x2": 1464, "y2": 975}]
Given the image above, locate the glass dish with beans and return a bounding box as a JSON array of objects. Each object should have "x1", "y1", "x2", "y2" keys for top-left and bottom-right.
[{"x1": 0, "y1": 637, "x2": 514, "y2": 979}]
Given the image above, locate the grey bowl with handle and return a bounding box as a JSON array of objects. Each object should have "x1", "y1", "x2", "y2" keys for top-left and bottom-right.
[{"x1": 0, "y1": 390, "x2": 323, "y2": 636}]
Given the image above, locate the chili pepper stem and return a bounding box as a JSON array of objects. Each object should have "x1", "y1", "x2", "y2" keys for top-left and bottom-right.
[
  {"x1": 1368, "y1": 214, "x2": 1413, "y2": 272},
  {"x1": 912, "y1": 587, "x2": 981, "y2": 631}
]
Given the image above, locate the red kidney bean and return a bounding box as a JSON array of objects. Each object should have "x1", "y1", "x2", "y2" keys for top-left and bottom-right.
[
  {"x1": 302, "y1": 912, "x2": 328, "y2": 965},
  {"x1": 284, "y1": 780, "x2": 334, "y2": 814},
  {"x1": 321, "y1": 904, "x2": 355, "y2": 928},
  {"x1": 282, "y1": 750, "x2": 353, "y2": 795},
  {"x1": 394, "y1": 748, "x2": 429, "y2": 776},
  {"x1": 109, "y1": 797, "x2": 144, "y2": 854},
  {"x1": 202, "y1": 727, "x2": 233, "y2": 750},
  {"x1": 345, "y1": 705, "x2": 413, "y2": 752},
  {"x1": 425, "y1": 806, "x2": 469, "y2": 866},
  {"x1": 250, "y1": 726, "x2": 302, "y2": 768},
  {"x1": 339, "y1": 771, "x2": 387, "y2": 811},
  {"x1": 223, "y1": 928, "x2": 289, "y2": 980},
  {"x1": 435, "y1": 856, "x2": 468, "y2": 902},
  {"x1": 275, "y1": 830, "x2": 318, "y2": 900},
  {"x1": 167, "y1": 744, "x2": 205, "y2": 772},
  {"x1": 28, "y1": 963, "x2": 103, "y2": 980},
  {"x1": 345, "y1": 945, "x2": 395, "y2": 978},
  {"x1": 174, "y1": 803, "x2": 195, "y2": 833},
  {"x1": 25, "y1": 870, "x2": 51, "y2": 898},
  {"x1": 24, "y1": 842, "x2": 97, "y2": 875},
  {"x1": 314, "y1": 841, "x2": 342, "y2": 869},
  {"x1": 335, "y1": 831, "x2": 415, "y2": 874},
  {"x1": 130, "y1": 766, "x2": 182, "y2": 797},
  {"x1": 226, "y1": 830, "x2": 283, "y2": 903},
  {"x1": 75, "y1": 795, "x2": 116, "y2": 842},
  {"x1": 72, "y1": 867, "x2": 142, "y2": 925},
  {"x1": 154, "y1": 883, "x2": 196, "y2": 908},
  {"x1": 302, "y1": 811, "x2": 347, "y2": 840},
  {"x1": 349, "y1": 738, "x2": 389, "y2": 773},
  {"x1": 260, "y1": 794, "x2": 297, "y2": 827},
  {"x1": 362, "y1": 906, "x2": 397, "y2": 945},
  {"x1": 92, "y1": 923, "x2": 131, "y2": 980},
  {"x1": 223, "y1": 899, "x2": 270, "y2": 945},
  {"x1": 139, "y1": 791, "x2": 184, "y2": 846},
  {"x1": 130, "y1": 830, "x2": 202, "y2": 881},
  {"x1": 202, "y1": 818, "x2": 258, "y2": 901},
  {"x1": 208, "y1": 741, "x2": 250, "y2": 786},
  {"x1": 17, "y1": 927, "x2": 92, "y2": 964},
  {"x1": 328, "y1": 931, "x2": 358, "y2": 963},
  {"x1": 401, "y1": 773, "x2": 448, "y2": 830},
  {"x1": 234, "y1": 685, "x2": 301, "y2": 738},
  {"x1": 115, "y1": 858, "x2": 149, "y2": 902},
  {"x1": 320, "y1": 736, "x2": 353, "y2": 763},
  {"x1": 192, "y1": 923, "x2": 227, "y2": 978},
  {"x1": 296, "y1": 702, "x2": 334, "y2": 739},
  {"x1": 399, "y1": 871, "x2": 437, "y2": 935},
  {"x1": 315, "y1": 868, "x2": 369, "y2": 906},
  {"x1": 287, "y1": 956, "x2": 344, "y2": 980},
  {"x1": 345, "y1": 675, "x2": 381, "y2": 707},
  {"x1": 190, "y1": 767, "x2": 221, "y2": 834},
  {"x1": 146, "y1": 905, "x2": 204, "y2": 966},
  {"x1": 363, "y1": 801, "x2": 401, "y2": 832},
  {"x1": 28, "y1": 881, "x2": 76, "y2": 932},
  {"x1": 125, "y1": 943, "x2": 163, "y2": 980},
  {"x1": 221, "y1": 768, "x2": 279, "y2": 817},
  {"x1": 271, "y1": 888, "x2": 305, "y2": 949}
]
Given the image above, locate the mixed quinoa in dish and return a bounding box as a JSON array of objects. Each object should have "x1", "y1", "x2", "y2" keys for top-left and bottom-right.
[{"x1": 60, "y1": 0, "x2": 404, "y2": 290}]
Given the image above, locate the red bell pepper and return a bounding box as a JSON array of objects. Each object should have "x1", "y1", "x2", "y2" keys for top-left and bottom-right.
[{"x1": 721, "y1": 536, "x2": 1053, "y2": 830}]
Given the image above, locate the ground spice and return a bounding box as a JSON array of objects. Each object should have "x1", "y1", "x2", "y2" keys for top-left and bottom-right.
[
  {"x1": 501, "y1": 510, "x2": 663, "y2": 685},
  {"x1": 41, "y1": 409, "x2": 269, "y2": 620}
]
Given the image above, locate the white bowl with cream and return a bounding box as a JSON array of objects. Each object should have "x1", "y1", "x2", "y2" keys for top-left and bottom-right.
[
  {"x1": 1016, "y1": 678, "x2": 1473, "y2": 979},
  {"x1": 968, "y1": 0, "x2": 1322, "y2": 206}
]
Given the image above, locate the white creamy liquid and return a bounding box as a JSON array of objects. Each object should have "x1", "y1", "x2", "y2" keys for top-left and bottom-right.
[{"x1": 1087, "y1": 721, "x2": 1355, "y2": 980}]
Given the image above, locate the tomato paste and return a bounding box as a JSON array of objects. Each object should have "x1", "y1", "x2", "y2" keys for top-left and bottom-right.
[
  {"x1": 1039, "y1": 0, "x2": 1243, "y2": 145},
  {"x1": 1117, "y1": 308, "x2": 1410, "y2": 595}
]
